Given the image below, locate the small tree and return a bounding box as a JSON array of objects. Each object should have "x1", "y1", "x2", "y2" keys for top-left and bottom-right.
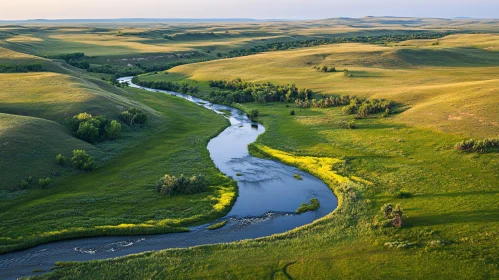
[
  {"x1": 56, "y1": 154, "x2": 66, "y2": 165},
  {"x1": 76, "y1": 122, "x2": 99, "y2": 143},
  {"x1": 381, "y1": 203, "x2": 393, "y2": 219},
  {"x1": 248, "y1": 109, "x2": 259, "y2": 121},
  {"x1": 38, "y1": 177, "x2": 51, "y2": 188},
  {"x1": 392, "y1": 205, "x2": 404, "y2": 227},
  {"x1": 290, "y1": 109, "x2": 295, "y2": 115},
  {"x1": 105, "y1": 120, "x2": 121, "y2": 140},
  {"x1": 71, "y1": 150, "x2": 94, "y2": 171}
]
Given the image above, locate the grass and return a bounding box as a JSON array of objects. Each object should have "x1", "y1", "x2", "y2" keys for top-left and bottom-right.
[
  {"x1": 0, "y1": 85, "x2": 237, "y2": 253},
  {"x1": 206, "y1": 220, "x2": 228, "y2": 230},
  {"x1": 296, "y1": 198, "x2": 320, "y2": 214},
  {"x1": 166, "y1": 34, "x2": 499, "y2": 138},
  {"x1": 34, "y1": 34, "x2": 499, "y2": 279}
]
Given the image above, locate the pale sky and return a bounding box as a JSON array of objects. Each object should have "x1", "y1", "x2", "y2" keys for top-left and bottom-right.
[{"x1": 1, "y1": 0, "x2": 498, "y2": 20}]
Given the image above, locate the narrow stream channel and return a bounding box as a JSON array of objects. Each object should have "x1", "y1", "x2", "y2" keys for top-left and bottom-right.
[{"x1": 0, "y1": 77, "x2": 338, "y2": 279}]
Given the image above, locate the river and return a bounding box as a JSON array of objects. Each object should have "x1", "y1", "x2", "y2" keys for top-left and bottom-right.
[{"x1": 0, "y1": 77, "x2": 337, "y2": 279}]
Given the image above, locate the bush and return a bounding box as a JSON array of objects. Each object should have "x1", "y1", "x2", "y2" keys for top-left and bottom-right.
[
  {"x1": 290, "y1": 109, "x2": 295, "y2": 115},
  {"x1": 121, "y1": 107, "x2": 148, "y2": 126},
  {"x1": 105, "y1": 120, "x2": 121, "y2": 140},
  {"x1": 76, "y1": 122, "x2": 99, "y2": 144},
  {"x1": 157, "y1": 174, "x2": 207, "y2": 196},
  {"x1": 380, "y1": 203, "x2": 404, "y2": 227},
  {"x1": 19, "y1": 180, "x2": 29, "y2": 189},
  {"x1": 455, "y1": 138, "x2": 499, "y2": 153},
  {"x1": 71, "y1": 150, "x2": 94, "y2": 171},
  {"x1": 38, "y1": 178, "x2": 51, "y2": 188},
  {"x1": 248, "y1": 109, "x2": 259, "y2": 121},
  {"x1": 56, "y1": 154, "x2": 66, "y2": 165}
]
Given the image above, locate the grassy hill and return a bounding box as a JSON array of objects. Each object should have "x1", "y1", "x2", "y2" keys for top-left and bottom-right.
[
  {"x1": 0, "y1": 46, "x2": 236, "y2": 252},
  {"x1": 160, "y1": 34, "x2": 499, "y2": 138}
]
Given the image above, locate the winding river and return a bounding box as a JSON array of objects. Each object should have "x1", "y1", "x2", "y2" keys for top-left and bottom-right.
[{"x1": 0, "y1": 77, "x2": 338, "y2": 279}]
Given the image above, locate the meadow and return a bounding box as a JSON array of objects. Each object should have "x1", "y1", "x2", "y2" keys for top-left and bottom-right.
[{"x1": 0, "y1": 17, "x2": 498, "y2": 279}]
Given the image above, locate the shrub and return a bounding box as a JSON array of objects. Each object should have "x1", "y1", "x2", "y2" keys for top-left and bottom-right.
[
  {"x1": 38, "y1": 178, "x2": 51, "y2": 188},
  {"x1": 293, "y1": 174, "x2": 303, "y2": 180},
  {"x1": 248, "y1": 109, "x2": 259, "y2": 121},
  {"x1": 157, "y1": 174, "x2": 207, "y2": 196},
  {"x1": 455, "y1": 138, "x2": 499, "y2": 153},
  {"x1": 207, "y1": 220, "x2": 227, "y2": 230},
  {"x1": 56, "y1": 154, "x2": 66, "y2": 165},
  {"x1": 71, "y1": 150, "x2": 95, "y2": 171},
  {"x1": 381, "y1": 203, "x2": 393, "y2": 218},
  {"x1": 76, "y1": 122, "x2": 99, "y2": 143},
  {"x1": 121, "y1": 107, "x2": 148, "y2": 126},
  {"x1": 381, "y1": 203, "x2": 404, "y2": 227},
  {"x1": 19, "y1": 180, "x2": 29, "y2": 189},
  {"x1": 105, "y1": 120, "x2": 121, "y2": 140},
  {"x1": 290, "y1": 109, "x2": 295, "y2": 115},
  {"x1": 381, "y1": 108, "x2": 390, "y2": 118}
]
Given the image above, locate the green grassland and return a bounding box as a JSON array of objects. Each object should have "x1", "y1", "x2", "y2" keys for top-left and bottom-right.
[
  {"x1": 34, "y1": 31, "x2": 499, "y2": 279},
  {"x1": 0, "y1": 47, "x2": 236, "y2": 252},
  {"x1": 0, "y1": 18, "x2": 498, "y2": 279}
]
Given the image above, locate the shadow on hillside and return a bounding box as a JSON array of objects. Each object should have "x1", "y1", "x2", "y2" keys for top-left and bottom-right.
[
  {"x1": 396, "y1": 47, "x2": 499, "y2": 67},
  {"x1": 406, "y1": 208, "x2": 499, "y2": 227}
]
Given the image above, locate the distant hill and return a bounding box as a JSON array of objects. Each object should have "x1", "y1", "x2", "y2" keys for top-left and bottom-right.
[{"x1": 0, "y1": 18, "x2": 264, "y2": 24}]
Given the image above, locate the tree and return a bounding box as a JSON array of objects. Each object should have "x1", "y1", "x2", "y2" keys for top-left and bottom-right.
[
  {"x1": 56, "y1": 154, "x2": 66, "y2": 165},
  {"x1": 105, "y1": 120, "x2": 121, "y2": 140},
  {"x1": 71, "y1": 150, "x2": 94, "y2": 171},
  {"x1": 248, "y1": 109, "x2": 259, "y2": 121},
  {"x1": 77, "y1": 122, "x2": 99, "y2": 143},
  {"x1": 38, "y1": 177, "x2": 51, "y2": 188},
  {"x1": 290, "y1": 109, "x2": 295, "y2": 115}
]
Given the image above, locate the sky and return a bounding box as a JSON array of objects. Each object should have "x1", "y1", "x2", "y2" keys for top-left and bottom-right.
[{"x1": 1, "y1": 0, "x2": 498, "y2": 20}]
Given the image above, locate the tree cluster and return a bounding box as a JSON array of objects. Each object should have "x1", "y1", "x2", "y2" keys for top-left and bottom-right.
[
  {"x1": 71, "y1": 150, "x2": 95, "y2": 171},
  {"x1": 315, "y1": 65, "x2": 337, "y2": 72},
  {"x1": 208, "y1": 78, "x2": 313, "y2": 104},
  {"x1": 341, "y1": 98, "x2": 394, "y2": 118},
  {"x1": 0, "y1": 64, "x2": 42, "y2": 73},
  {"x1": 131, "y1": 77, "x2": 200, "y2": 95},
  {"x1": 157, "y1": 174, "x2": 207, "y2": 196},
  {"x1": 71, "y1": 113, "x2": 121, "y2": 143},
  {"x1": 223, "y1": 32, "x2": 454, "y2": 58}
]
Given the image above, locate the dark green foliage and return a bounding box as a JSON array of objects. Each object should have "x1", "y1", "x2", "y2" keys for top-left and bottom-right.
[
  {"x1": 76, "y1": 121, "x2": 99, "y2": 143},
  {"x1": 0, "y1": 64, "x2": 42, "y2": 73},
  {"x1": 132, "y1": 77, "x2": 199, "y2": 94},
  {"x1": 455, "y1": 138, "x2": 499, "y2": 153},
  {"x1": 157, "y1": 174, "x2": 207, "y2": 196},
  {"x1": 248, "y1": 109, "x2": 259, "y2": 121},
  {"x1": 56, "y1": 154, "x2": 66, "y2": 166},
  {"x1": 120, "y1": 107, "x2": 148, "y2": 126},
  {"x1": 381, "y1": 108, "x2": 390, "y2": 118},
  {"x1": 306, "y1": 95, "x2": 353, "y2": 109},
  {"x1": 293, "y1": 174, "x2": 302, "y2": 180},
  {"x1": 50, "y1": 52, "x2": 85, "y2": 61},
  {"x1": 70, "y1": 113, "x2": 120, "y2": 143},
  {"x1": 71, "y1": 150, "x2": 94, "y2": 171},
  {"x1": 341, "y1": 98, "x2": 394, "y2": 118},
  {"x1": 296, "y1": 198, "x2": 320, "y2": 214},
  {"x1": 223, "y1": 32, "x2": 454, "y2": 58},
  {"x1": 38, "y1": 177, "x2": 51, "y2": 188},
  {"x1": 208, "y1": 78, "x2": 312, "y2": 104},
  {"x1": 19, "y1": 180, "x2": 29, "y2": 190},
  {"x1": 290, "y1": 109, "x2": 295, "y2": 115},
  {"x1": 104, "y1": 120, "x2": 121, "y2": 140}
]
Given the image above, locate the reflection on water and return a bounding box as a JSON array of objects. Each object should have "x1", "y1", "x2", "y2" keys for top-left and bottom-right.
[{"x1": 0, "y1": 77, "x2": 338, "y2": 280}]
